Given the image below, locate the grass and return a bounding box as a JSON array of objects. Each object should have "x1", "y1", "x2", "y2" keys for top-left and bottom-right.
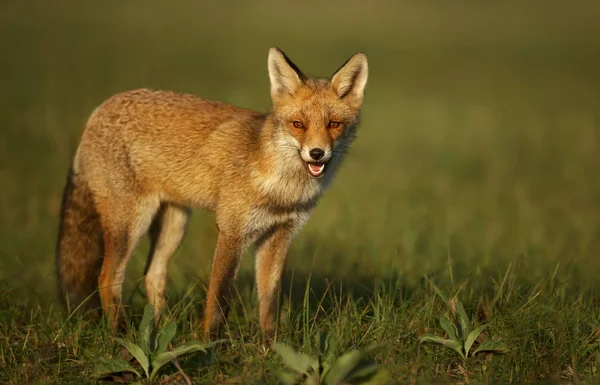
[{"x1": 1, "y1": 0, "x2": 600, "y2": 383}]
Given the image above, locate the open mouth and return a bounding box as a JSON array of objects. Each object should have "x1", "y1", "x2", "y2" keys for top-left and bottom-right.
[{"x1": 307, "y1": 162, "x2": 326, "y2": 178}]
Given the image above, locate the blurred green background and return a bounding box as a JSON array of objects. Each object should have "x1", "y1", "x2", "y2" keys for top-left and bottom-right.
[{"x1": 1, "y1": 0, "x2": 600, "y2": 305}]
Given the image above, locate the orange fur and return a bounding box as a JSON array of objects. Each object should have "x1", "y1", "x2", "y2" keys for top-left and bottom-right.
[{"x1": 55, "y1": 48, "x2": 368, "y2": 342}]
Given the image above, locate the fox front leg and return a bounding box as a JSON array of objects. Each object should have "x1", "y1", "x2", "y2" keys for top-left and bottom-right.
[
  {"x1": 254, "y1": 225, "x2": 294, "y2": 344},
  {"x1": 203, "y1": 233, "x2": 244, "y2": 339}
]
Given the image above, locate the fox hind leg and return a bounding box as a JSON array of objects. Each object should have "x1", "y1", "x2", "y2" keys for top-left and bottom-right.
[
  {"x1": 144, "y1": 203, "x2": 190, "y2": 323},
  {"x1": 97, "y1": 195, "x2": 160, "y2": 329}
]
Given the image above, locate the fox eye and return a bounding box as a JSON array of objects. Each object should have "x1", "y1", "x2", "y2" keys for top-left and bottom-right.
[
  {"x1": 292, "y1": 121, "x2": 304, "y2": 129},
  {"x1": 328, "y1": 121, "x2": 341, "y2": 129}
]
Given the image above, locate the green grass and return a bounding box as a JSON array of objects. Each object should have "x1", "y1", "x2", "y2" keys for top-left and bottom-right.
[{"x1": 2, "y1": 0, "x2": 600, "y2": 383}]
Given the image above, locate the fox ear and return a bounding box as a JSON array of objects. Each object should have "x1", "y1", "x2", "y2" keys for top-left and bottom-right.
[
  {"x1": 331, "y1": 52, "x2": 368, "y2": 107},
  {"x1": 268, "y1": 47, "x2": 306, "y2": 101}
]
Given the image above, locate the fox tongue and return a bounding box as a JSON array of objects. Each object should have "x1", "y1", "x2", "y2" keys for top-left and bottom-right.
[
  {"x1": 309, "y1": 163, "x2": 322, "y2": 173},
  {"x1": 308, "y1": 162, "x2": 325, "y2": 177}
]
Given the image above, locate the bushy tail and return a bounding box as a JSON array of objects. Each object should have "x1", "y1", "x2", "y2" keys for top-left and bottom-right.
[{"x1": 56, "y1": 168, "x2": 104, "y2": 317}]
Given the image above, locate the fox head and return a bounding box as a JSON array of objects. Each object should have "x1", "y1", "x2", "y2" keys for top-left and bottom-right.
[{"x1": 267, "y1": 47, "x2": 368, "y2": 180}]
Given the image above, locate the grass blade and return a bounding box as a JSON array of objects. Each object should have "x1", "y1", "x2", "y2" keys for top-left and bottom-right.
[{"x1": 426, "y1": 278, "x2": 449, "y2": 303}]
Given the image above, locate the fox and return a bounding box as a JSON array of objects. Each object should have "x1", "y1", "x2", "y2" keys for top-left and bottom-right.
[{"x1": 55, "y1": 47, "x2": 368, "y2": 342}]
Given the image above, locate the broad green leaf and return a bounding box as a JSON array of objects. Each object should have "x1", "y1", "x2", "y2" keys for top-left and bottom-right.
[
  {"x1": 316, "y1": 332, "x2": 327, "y2": 378},
  {"x1": 198, "y1": 339, "x2": 226, "y2": 351},
  {"x1": 358, "y1": 368, "x2": 391, "y2": 385},
  {"x1": 92, "y1": 358, "x2": 141, "y2": 379},
  {"x1": 472, "y1": 340, "x2": 510, "y2": 356},
  {"x1": 115, "y1": 338, "x2": 149, "y2": 378},
  {"x1": 138, "y1": 304, "x2": 154, "y2": 356},
  {"x1": 327, "y1": 344, "x2": 383, "y2": 383},
  {"x1": 464, "y1": 325, "x2": 486, "y2": 357},
  {"x1": 273, "y1": 342, "x2": 316, "y2": 376},
  {"x1": 155, "y1": 321, "x2": 177, "y2": 356},
  {"x1": 455, "y1": 301, "x2": 471, "y2": 340},
  {"x1": 439, "y1": 317, "x2": 459, "y2": 342},
  {"x1": 317, "y1": 332, "x2": 329, "y2": 356},
  {"x1": 306, "y1": 370, "x2": 321, "y2": 385},
  {"x1": 420, "y1": 334, "x2": 466, "y2": 361},
  {"x1": 361, "y1": 344, "x2": 384, "y2": 355},
  {"x1": 150, "y1": 340, "x2": 210, "y2": 381},
  {"x1": 344, "y1": 361, "x2": 379, "y2": 381},
  {"x1": 322, "y1": 349, "x2": 363, "y2": 384},
  {"x1": 276, "y1": 370, "x2": 299, "y2": 385},
  {"x1": 341, "y1": 345, "x2": 389, "y2": 382},
  {"x1": 323, "y1": 334, "x2": 338, "y2": 365}
]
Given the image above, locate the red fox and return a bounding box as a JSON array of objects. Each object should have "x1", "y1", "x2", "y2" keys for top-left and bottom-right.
[{"x1": 56, "y1": 48, "x2": 368, "y2": 341}]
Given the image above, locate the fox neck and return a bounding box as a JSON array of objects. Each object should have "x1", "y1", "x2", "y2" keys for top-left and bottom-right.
[{"x1": 252, "y1": 117, "x2": 328, "y2": 207}]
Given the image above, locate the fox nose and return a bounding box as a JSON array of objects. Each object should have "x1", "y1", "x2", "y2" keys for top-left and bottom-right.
[{"x1": 309, "y1": 148, "x2": 325, "y2": 160}]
